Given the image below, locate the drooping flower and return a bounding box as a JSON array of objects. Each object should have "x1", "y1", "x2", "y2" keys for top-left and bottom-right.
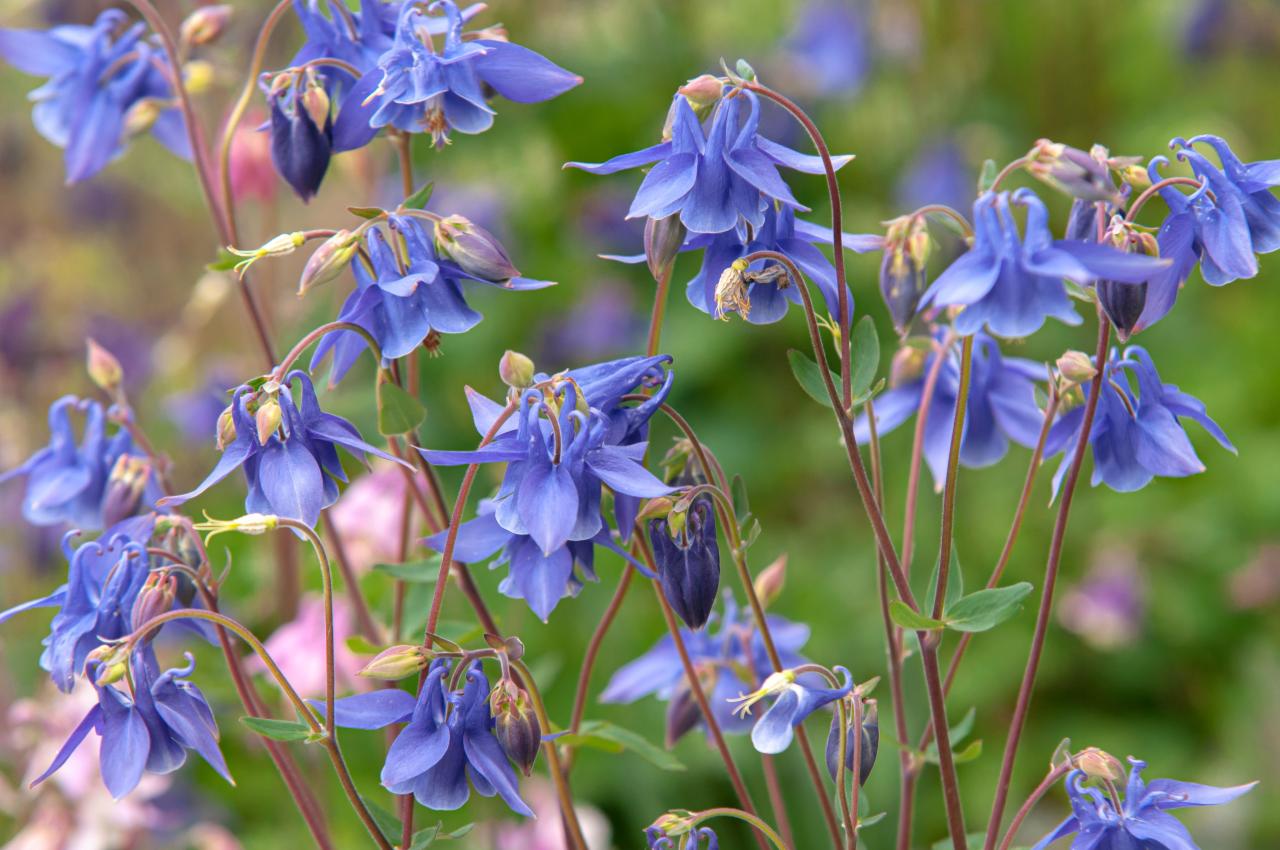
[
  {"x1": 419, "y1": 356, "x2": 674, "y2": 557},
  {"x1": 920, "y1": 189, "x2": 1165, "y2": 338},
  {"x1": 853, "y1": 332, "x2": 1048, "y2": 486},
  {"x1": 161, "y1": 371, "x2": 404, "y2": 526},
  {"x1": 1032, "y1": 757, "x2": 1254, "y2": 850},
  {"x1": 1, "y1": 396, "x2": 162, "y2": 530},
  {"x1": 33, "y1": 649, "x2": 231, "y2": 800},
  {"x1": 1047, "y1": 346, "x2": 1234, "y2": 493},
  {"x1": 0, "y1": 9, "x2": 191, "y2": 183},
  {"x1": 601, "y1": 595, "x2": 813, "y2": 738},
  {"x1": 566, "y1": 84, "x2": 853, "y2": 235},
  {"x1": 309, "y1": 214, "x2": 552, "y2": 385},
  {"x1": 825, "y1": 703, "x2": 878, "y2": 786},
  {"x1": 650, "y1": 496, "x2": 720, "y2": 631},
  {"x1": 263, "y1": 68, "x2": 333, "y2": 202},
  {"x1": 733, "y1": 666, "x2": 852, "y2": 755},
  {"x1": 335, "y1": 0, "x2": 580, "y2": 149},
  {"x1": 647, "y1": 823, "x2": 719, "y2": 850},
  {"x1": 320, "y1": 659, "x2": 533, "y2": 816}
]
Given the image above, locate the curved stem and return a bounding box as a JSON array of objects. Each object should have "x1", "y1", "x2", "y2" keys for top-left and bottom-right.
[
  {"x1": 273, "y1": 321, "x2": 384, "y2": 379},
  {"x1": 512, "y1": 660, "x2": 589, "y2": 850},
  {"x1": 982, "y1": 311, "x2": 1112, "y2": 850},
  {"x1": 568, "y1": 564, "x2": 633, "y2": 735},
  {"x1": 911, "y1": 204, "x2": 974, "y2": 238},
  {"x1": 987, "y1": 154, "x2": 1033, "y2": 193},
  {"x1": 694, "y1": 808, "x2": 791, "y2": 850},
  {"x1": 761, "y1": 755, "x2": 795, "y2": 850},
  {"x1": 1125, "y1": 176, "x2": 1206, "y2": 222},
  {"x1": 902, "y1": 331, "x2": 958, "y2": 571},
  {"x1": 996, "y1": 762, "x2": 1070, "y2": 850}
]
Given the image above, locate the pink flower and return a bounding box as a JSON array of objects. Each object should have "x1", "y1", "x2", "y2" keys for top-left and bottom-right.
[
  {"x1": 487, "y1": 780, "x2": 611, "y2": 850},
  {"x1": 229, "y1": 111, "x2": 277, "y2": 205},
  {"x1": 330, "y1": 466, "x2": 424, "y2": 575},
  {"x1": 252, "y1": 594, "x2": 365, "y2": 698}
]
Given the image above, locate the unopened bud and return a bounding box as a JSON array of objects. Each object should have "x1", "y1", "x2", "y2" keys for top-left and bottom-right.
[
  {"x1": 216, "y1": 405, "x2": 237, "y2": 450},
  {"x1": 86, "y1": 643, "x2": 131, "y2": 686},
  {"x1": 1095, "y1": 223, "x2": 1157, "y2": 341},
  {"x1": 179, "y1": 4, "x2": 232, "y2": 47},
  {"x1": 644, "y1": 214, "x2": 685, "y2": 280},
  {"x1": 86, "y1": 338, "x2": 124, "y2": 396},
  {"x1": 1028, "y1": 139, "x2": 1118, "y2": 203},
  {"x1": 636, "y1": 496, "x2": 675, "y2": 522},
  {"x1": 123, "y1": 97, "x2": 166, "y2": 138},
  {"x1": 825, "y1": 701, "x2": 880, "y2": 786},
  {"x1": 298, "y1": 229, "x2": 359, "y2": 294},
  {"x1": 131, "y1": 571, "x2": 178, "y2": 637},
  {"x1": 1119, "y1": 164, "x2": 1151, "y2": 190},
  {"x1": 1074, "y1": 747, "x2": 1125, "y2": 782},
  {"x1": 102, "y1": 454, "x2": 151, "y2": 527},
  {"x1": 679, "y1": 74, "x2": 723, "y2": 116},
  {"x1": 665, "y1": 667, "x2": 716, "y2": 748},
  {"x1": 358, "y1": 644, "x2": 430, "y2": 680},
  {"x1": 753, "y1": 554, "x2": 787, "y2": 609},
  {"x1": 255, "y1": 397, "x2": 282, "y2": 445},
  {"x1": 1056, "y1": 350, "x2": 1097, "y2": 386},
  {"x1": 490, "y1": 679, "x2": 541, "y2": 776},
  {"x1": 499, "y1": 350, "x2": 535, "y2": 388},
  {"x1": 300, "y1": 74, "x2": 330, "y2": 130},
  {"x1": 713, "y1": 258, "x2": 751, "y2": 320},
  {"x1": 434, "y1": 214, "x2": 520, "y2": 282},
  {"x1": 889, "y1": 345, "x2": 927, "y2": 388}
]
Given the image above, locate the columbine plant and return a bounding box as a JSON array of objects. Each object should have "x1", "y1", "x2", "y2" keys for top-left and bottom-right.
[{"x1": 0, "y1": 4, "x2": 1265, "y2": 850}]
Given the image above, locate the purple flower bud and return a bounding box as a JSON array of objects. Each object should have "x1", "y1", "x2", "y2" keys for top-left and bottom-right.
[
  {"x1": 664, "y1": 667, "x2": 715, "y2": 748},
  {"x1": 825, "y1": 702, "x2": 878, "y2": 786},
  {"x1": 490, "y1": 678, "x2": 541, "y2": 776},
  {"x1": 880, "y1": 216, "x2": 930, "y2": 332},
  {"x1": 644, "y1": 214, "x2": 686, "y2": 279},
  {"x1": 130, "y1": 571, "x2": 178, "y2": 638},
  {"x1": 1096, "y1": 225, "x2": 1159, "y2": 340},
  {"x1": 298, "y1": 229, "x2": 359, "y2": 295},
  {"x1": 650, "y1": 497, "x2": 720, "y2": 630},
  {"x1": 101, "y1": 454, "x2": 152, "y2": 527},
  {"x1": 1028, "y1": 139, "x2": 1120, "y2": 203},
  {"x1": 267, "y1": 72, "x2": 332, "y2": 202},
  {"x1": 434, "y1": 214, "x2": 520, "y2": 283}
]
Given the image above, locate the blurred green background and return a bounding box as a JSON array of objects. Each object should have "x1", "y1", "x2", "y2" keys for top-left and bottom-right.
[{"x1": 1, "y1": 0, "x2": 1279, "y2": 848}]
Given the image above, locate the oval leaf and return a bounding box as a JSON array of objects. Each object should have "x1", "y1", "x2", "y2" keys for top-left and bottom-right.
[
  {"x1": 787, "y1": 349, "x2": 837, "y2": 409},
  {"x1": 378, "y1": 380, "x2": 427, "y2": 436},
  {"x1": 889, "y1": 600, "x2": 946, "y2": 631},
  {"x1": 239, "y1": 716, "x2": 312, "y2": 742},
  {"x1": 850, "y1": 315, "x2": 880, "y2": 398},
  {"x1": 944, "y1": 583, "x2": 1034, "y2": 633}
]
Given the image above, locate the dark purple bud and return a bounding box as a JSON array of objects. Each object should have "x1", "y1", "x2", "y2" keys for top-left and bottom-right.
[
  {"x1": 490, "y1": 678, "x2": 541, "y2": 776},
  {"x1": 102, "y1": 454, "x2": 151, "y2": 527},
  {"x1": 434, "y1": 214, "x2": 520, "y2": 283},
  {"x1": 825, "y1": 703, "x2": 879, "y2": 786},
  {"x1": 131, "y1": 570, "x2": 178, "y2": 639},
  {"x1": 269, "y1": 76, "x2": 332, "y2": 202},
  {"x1": 665, "y1": 667, "x2": 715, "y2": 748},
  {"x1": 644, "y1": 214, "x2": 685, "y2": 279},
  {"x1": 879, "y1": 216, "x2": 929, "y2": 333},
  {"x1": 650, "y1": 497, "x2": 720, "y2": 630},
  {"x1": 1096, "y1": 227, "x2": 1158, "y2": 340}
]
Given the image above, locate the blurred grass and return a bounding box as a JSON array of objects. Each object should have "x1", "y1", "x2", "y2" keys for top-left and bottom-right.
[{"x1": 1, "y1": 0, "x2": 1279, "y2": 848}]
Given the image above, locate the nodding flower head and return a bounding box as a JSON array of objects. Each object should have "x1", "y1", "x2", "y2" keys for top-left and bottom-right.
[
  {"x1": 741, "y1": 666, "x2": 854, "y2": 755},
  {"x1": 651, "y1": 495, "x2": 721, "y2": 630}
]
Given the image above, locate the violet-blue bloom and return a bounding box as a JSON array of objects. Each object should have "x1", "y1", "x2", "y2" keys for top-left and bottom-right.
[
  {"x1": 601, "y1": 596, "x2": 813, "y2": 737},
  {"x1": 742, "y1": 665, "x2": 852, "y2": 755},
  {"x1": 854, "y1": 332, "x2": 1048, "y2": 486},
  {"x1": 1047, "y1": 346, "x2": 1234, "y2": 494},
  {"x1": 781, "y1": 0, "x2": 868, "y2": 97},
  {"x1": 0, "y1": 9, "x2": 191, "y2": 183},
  {"x1": 650, "y1": 496, "x2": 720, "y2": 631},
  {"x1": 335, "y1": 0, "x2": 580, "y2": 149},
  {"x1": 161, "y1": 371, "x2": 404, "y2": 526},
  {"x1": 1032, "y1": 757, "x2": 1254, "y2": 850},
  {"x1": 311, "y1": 215, "x2": 553, "y2": 385},
  {"x1": 419, "y1": 356, "x2": 675, "y2": 556},
  {"x1": 566, "y1": 87, "x2": 853, "y2": 235},
  {"x1": 920, "y1": 189, "x2": 1165, "y2": 338},
  {"x1": 647, "y1": 825, "x2": 719, "y2": 850},
  {"x1": 320, "y1": 659, "x2": 533, "y2": 816},
  {"x1": 264, "y1": 70, "x2": 333, "y2": 202},
  {"x1": 1, "y1": 396, "x2": 162, "y2": 530},
  {"x1": 33, "y1": 649, "x2": 230, "y2": 800}
]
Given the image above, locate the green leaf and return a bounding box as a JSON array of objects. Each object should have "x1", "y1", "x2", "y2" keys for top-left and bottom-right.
[
  {"x1": 953, "y1": 739, "x2": 983, "y2": 763},
  {"x1": 944, "y1": 582, "x2": 1034, "y2": 633},
  {"x1": 403, "y1": 181, "x2": 435, "y2": 210},
  {"x1": 377, "y1": 380, "x2": 427, "y2": 436},
  {"x1": 735, "y1": 58, "x2": 757, "y2": 81},
  {"x1": 360, "y1": 794, "x2": 402, "y2": 843},
  {"x1": 978, "y1": 159, "x2": 998, "y2": 193},
  {"x1": 859, "y1": 811, "x2": 888, "y2": 829},
  {"x1": 238, "y1": 716, "x2": 312, "y2": 742},
  {"x1": 924, "y1": 552, "x2": 964, "y2": 617},
  {"x1": 932, "y1": 834, "x2": 989, "y2": 850},
  {"x1": 888, "y1": 600, "x2": 946, "y2": 631},
  {"x1": 207, "y1": 247, "x2": 240, "y2": 272},
  {"x1": 347, "y1": 205, "x2": 385, "y2": 219},
  {"x1": 731, "y1": 474, "x2": 750, "y2": 523},
  {"x1": 345, "y1": 635, "x2": 381, "y2": 655},
  {"x1": 948, "y1": 706, "x2": 977, "y2": 745},
  {"x1": 850, "y1": 316, "x2": 880, "y2": 398},
  {"x1": 741, "y1": 517, "x2": 762, "y2": 550},
  {"x1": 406, "y1": 822, "x2": 474, "y2": 849},
  {"x1": 372, "y1": 556, "x2": 442, "y2": 583},
  {"x1": 787, "y1": 349, "x2": 836, "y2": 408},
  {"x1": 560, "y1": 720, "x2": 686, "y2": 772}
]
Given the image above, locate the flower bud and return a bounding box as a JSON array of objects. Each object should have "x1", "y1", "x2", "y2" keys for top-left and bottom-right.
[
  {"x1": 298, "y1": 229, "x2": 359, "y2": 294},
  {"x1": 434, "y1": 214, "x2": 520, "y2": 282},
  {"x1": 300, "y1": 74, "x2": 331, "y2": 132},
  {"x1": 713, "y1": 258, "x2": 751, "y2": 320},
  {"x1": 644, "y1": 214, "x2": 685, "y2": 280},
  {"x1": 131, "y1": 570, "x2": 178, "y2": 637},
  {"x1": 490, "y1": 678, "x2": 541, "y2": 776},
  {"x1": 179, "y1": 4, "x2": 232, "y2": 47},
  {"x1": 1095, "y1": 225, "x2": 1155, "y2": 340},
  {"x1": 825, "y1": 701, "x2": 879, "y2": 786},
  {"x1": 1056, "y1": 350, "x2": 1097, "y2": 386},
  {"x1": 123, "y1": 97, "x2": 166, "y2": 139},
  {"x1": 879, "y1": 216, "x2": 929, "y2": 333},
  {"x1": 86, "y1": 643, "x2": 131, "y2": 686},
  {"x1": 102, "y1": 454, "x2": 151, "y2": 527},
  {"x1": 889, "y1": 344, "x2": 927, "y2": 388},
  {"x1": 636, "y1": 495, "x2": 675, "y2": 522},
  {"x1": 499, "y1": 350, "x2": 535, "y2": 389},
  {"x1": 216, "y1": 405, "x2": 237, "y2": 450},
  {"x1": 358, "y1": 644, "x2": 430, "y2": 680},
  {"x1": 650, "y1": 496, "x2": 720, "y2": 630},
  {"x1": 1074, "y1": 747, "x2": 1126, "y2": 782},
  {"x1": 1028, "y1": 139, "x2": 1118, "y2": 203},
  {"x1": 255, "y1": 397, "x2": 282, "y2": 445},
  {"x1": 665, "y1": 666, "x2": 716, "y2": 748},
  {"x1": 678, "y1": 74, "x2": 723, "y2": 116},
  {"x1": 753, "y1": 554, "x2": 787, "y2": 610},
  {"x1": 86, "y1": 338, "x2": 124, "y2": 397}
]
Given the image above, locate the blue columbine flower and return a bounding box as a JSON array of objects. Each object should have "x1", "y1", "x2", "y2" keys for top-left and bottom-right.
[
  {"x1": 566, "y1": 84, "x2": 853, "y2": 235},
  {"x1": 162, "y1": 371, "x2": 404, "y2": 526},
  {"x1": 1032, "y1": 757, "x2": 1254, "y2": 850},
  {"x1": 1047, "y1": 346, "x2": 1234, "y2": 493},
  {"x1": 920, "y1": 189, "x2": 1164, "y2": 338},
  {"x1": 1, "y1": 396, "x2": 162, "y2": 530},
  {"x1": 0, "y1": 9, "x2": 191, "y2": 183},
  {"x1": 650, "y1": 496, "x2": 720, "y2": 631},
  {"x1": 733, "y1": 666, "x2": 852, "y2": 755},
  {"x1": 854, "y1": 332, "x2": 1048, "y2": 486},
  {"x1": 320, "y1": 659, "x2": 533, "y2": 816},
  {"x1": 33, "y1": 649, "x2": 231, "y2": 800},
  {"x1": 310, "y1": 215, "x2": 553, "y2": 385},
  {"x1": 601, "y1": 595, "x2": 813, "y2": 737},
  {"x1": 825, "y1": 705, "x2": 878, "y2": 785},
  {"x1": 647, "y1": 825, "x2": 719, "y2": 850},
  {"x1": 264, "y1": 68, "x2": 334, "y2": 201},
  {"x1": 419, "y1": 356, "x2": 674, "y2": 557},
  {"x1": 334, "y1": 0, "x2": 580, "y2": 149},
  {"x1": 780, "y1": 0, "x2": 869, "y2": 98}
]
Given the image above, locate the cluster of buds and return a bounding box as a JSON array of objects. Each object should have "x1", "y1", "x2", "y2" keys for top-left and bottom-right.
[
  {"x1": 214, "y1": 380, "x2": 284, "y2": 450},
  {"x1": 490, "y1": 676, "x2": 541, "y2": 776},
  {"x1": 85, "y1": 642, "x2": 132, "y2": 687},
  {"x1": 1027, "y1": 139, "x2": 1145, "y2": 203},
  {"x1": 434, "y1": 214, "x2": 520, "y2": 283},
  {"x1": 879, "y1": 215, "x2": 931, "y2": 333}
]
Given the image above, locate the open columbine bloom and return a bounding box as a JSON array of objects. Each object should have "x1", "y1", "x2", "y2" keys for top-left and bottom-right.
[
  {"x1": 1047, "y1": 346, "x2": 1234, "y2": 493},
  {"x1": 320, "y1": 659, "x2": 532, "y2": 816},
  {"x1": 1032, "y1": 757, "x2": 1255, "y2": 850},
  {"x1": 733, "y1": 665, "x2": 852, "y2": 755},
  {"x1": 1, "y1": 396, "x2": 162, "y2": 530},
  {"x1": 567, "y1": 82, "x2": 853, "y2": 235},
  {"x1": 162, "y1": 371, "x2": 404, "y2": 526},
  {"x1": 0, "y1": 9, "x2": 190, "y2": 183},
  {"x1": 311, "y1": 215, "x2": 552, "y2": 385},
  {"x1": 921, "y1": 189, "x2": 1164, "y2": 338},
  {"x1": 34, "y1": 649, "x2": 230, "y2": 800},
  {"x1": 854, "y1": 332, "x2": 1047, "y2": 486}
]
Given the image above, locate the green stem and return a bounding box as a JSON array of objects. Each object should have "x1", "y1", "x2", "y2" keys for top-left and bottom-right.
[{"x1": 693, "y1": 808, "x2": 791, "y2": 850}]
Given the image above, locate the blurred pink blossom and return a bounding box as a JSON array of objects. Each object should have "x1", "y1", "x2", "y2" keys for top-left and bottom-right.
[
  {"x1": 1058, "y1": 546, "x2": 1145, "y2": 650},
  {"x1": 330, "y1": 465, "x2": 424, "y2": 575},
  {"x1": 229, "y1": 111, "x2": 276, "y2": 205},
  {"x1": 487, "y1": 780, "x2": 611, "y2": 850}
]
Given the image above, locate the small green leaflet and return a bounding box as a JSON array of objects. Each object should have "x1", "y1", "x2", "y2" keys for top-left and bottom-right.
[
  {"x1": 347, "y1": 205, "x2": 385, "y2": 219},
  {"x1": 360, "y1": 794, "x2": 403, "y2": 843},
  {"x1": 377, "y1": 380, "x2": 427, "y2": 436},
  {"x1": 558, "y1": 720, "x2": 685, "y2": 772},
  {"x1": 888, "y1": 600, "x2": 945, "y2": 631},
  {"x1": 408, "y1": 822, "x2": 475, "y2": 849},
  {"x1": 731, "y1": 474, "x2": 751, "y2": 523},
  {"x1": 787, "y1": 349, "x2": 837, "y2": 408},
  {"x1": 403, "y1": 181, "x2": 435, "y2": 210},
  {"x1": 944, "y1": 583, "x2": 1034, "y2": 632},
  {"x1": 239, "y1": 716, "x2": 312, "y2": 742},
  {"x1": 850, "y1": 315, "x2": 880, "y2": 399},
  {"x1": 978, "y1": 159, "x2": 998, "y2": 193},
  {"x1": 372, "y1": 555, "x2": 442, "y2": 583}
]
